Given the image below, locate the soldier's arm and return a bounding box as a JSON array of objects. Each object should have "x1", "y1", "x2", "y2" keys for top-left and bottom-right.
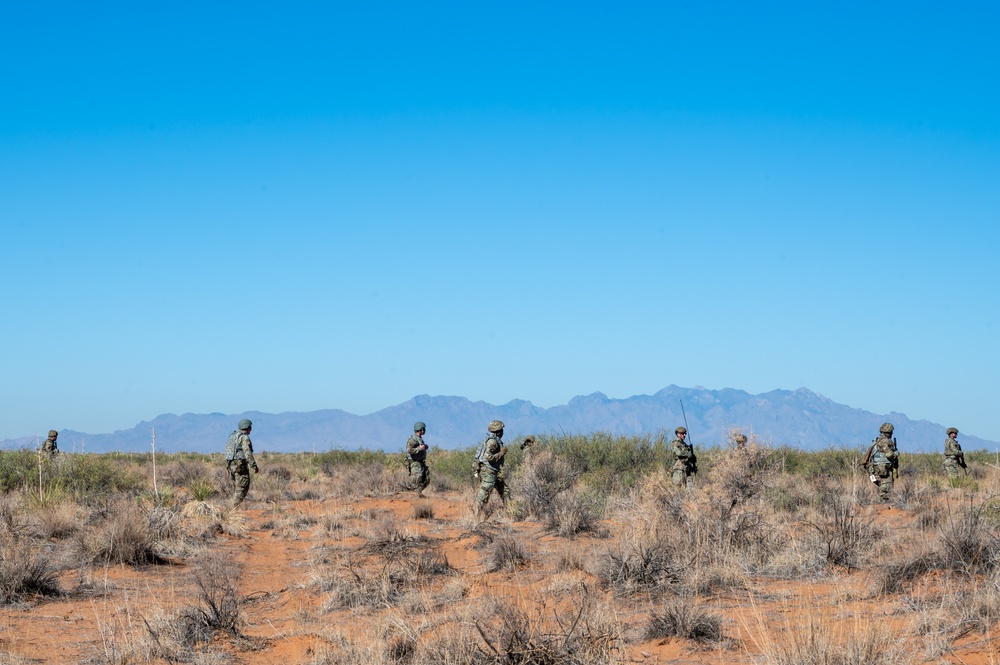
[
  {"x1": 485, "y1": 440, "x2": 505, "y2": 464},
  {"x1": 242, "y1": 436, "x2": 258, "y2": 469}
]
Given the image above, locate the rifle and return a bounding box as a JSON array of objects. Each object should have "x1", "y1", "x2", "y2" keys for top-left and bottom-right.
[{"x1": 680, "y1": 400, "x2": 698, "y2": 474}]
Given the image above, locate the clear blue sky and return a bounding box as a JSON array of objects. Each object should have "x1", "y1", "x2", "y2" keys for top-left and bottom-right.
[{"x1": 2, "y1": 3, "x2": 998, "y2": 441}]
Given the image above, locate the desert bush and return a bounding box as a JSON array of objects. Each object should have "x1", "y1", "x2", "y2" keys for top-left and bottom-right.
[
  {"x1": 76, "y1": 500, "x2": 161, "y2": 565},
  {"x1": 775, "y1": 446, "x2": 860, "y2": 479},
  {"x1": 53, "y1": 454, "x2": 144, "y2": 502},
  {"x1": 160, "y1": 459, "x2": 210, "y2": 488},
  {"x1": 875, "y1": 550, "x2": 939, "y2": 595},
  {"x1": 546, "y1": 489, "x2": 604, "y2": 538},
  {"x1": 0, "y1": 450, "x2": 36, "y2": 492},
  {"x1": 412, "y1": 502, "x2": 435, "y2": 520},
  {"x1": 30, "y1": 500, "x2": 85, "y2": 539},
  {"x1": 805, "y1": 495, "x2": 881, "y2": 571},
  {"x1": 328, "y1": 462, "x2": 399, "y2": 497},
  {"x1": 598, "y1": 537, "x2": 681, "y2": 596},
  {"x1": 0, "y1": 540, "x2": 60, "y2": 604},
  {"x1": 188, "y1": 477, "x2": 217, "y2": 501},
  {"x1": 512, "y1": 449, "x2": 578, "y2": 520},
  {"x1": 485, "y1": 536, "x2": 528, "y2": 573},
  {"x1": 938, "y1": 498, "x2": 1000, "y2": 574},
  {"x1": 645, "y1": 596, "x2": 723, "y2": 643},
  {"x1": 549, "y1": 432, "x2": 664, "y2": 496},
  {"x1": 313, "y1": 449, "x2": 390, "y2": 476},
  {"x1": 749, "y1": 598, "x2": 902, "y2": 665},
  {"x1": 189, "y1": 553, "x2": 243, "y2": 634},
  {"x1": 474, "y1": 591, "x2": 624, "y2": 664}
]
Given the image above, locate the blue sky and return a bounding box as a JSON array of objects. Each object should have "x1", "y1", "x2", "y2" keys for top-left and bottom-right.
[{"x1": 3, "y1": 3, "x2": 998, "y2": 442}]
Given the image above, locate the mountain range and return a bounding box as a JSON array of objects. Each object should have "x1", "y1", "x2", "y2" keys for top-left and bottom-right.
[{"x1": 6, "y1": 386, "x2": 995, "y2": 455}]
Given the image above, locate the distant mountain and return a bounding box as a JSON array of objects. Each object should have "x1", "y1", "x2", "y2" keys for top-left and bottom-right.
[{"x1": 4, "y1": 386, "x2": 995, "y2": 454}]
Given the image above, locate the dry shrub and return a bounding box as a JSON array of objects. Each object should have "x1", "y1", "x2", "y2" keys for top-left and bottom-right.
[
  {"x1": 76, "y1": 500, "x2": 162, "y2": 565},
  {"x1": 189, "y1": 553, "x2": 243, "y2": 634},
  {"x1": 746, "y1": 596, "x2": 903, "y2": 665},
  {"x1": 645, "y1": 596, "x2": 723, "y2": 643},
  {"x1": 412, "y1": 502, "x2": 435, "y2": 520},
  {"x1": 805, "y1": 495, "x2": 882, "y2": 571},
  {"x1": 474, "y1": 590, "x2": 624, "y2": 664},
  {"x1": 874, "y1": 550, "x2": 939, "y2": 595},
  {"x1": 0, "y1": 540, "x2": 60, "y2": 604},
  {"x1": 161, "y1": 459, "x2": 211, "y2": 488},
  {"x1": 179, "y1": 500, "x2": 225, "y2": 539},
  {"x1": 938, "y1": 498, "x2": 1000, "y2": 574},
  {"x1": 485, "y1": 536, "x2": 528, "y2": 573},
  {"x1": 545, "y1": 490, "x2": 604, "y2": 538},
  {"x1": 512, "y1": 449, "x2": 578, "y2": 520},
  {"x1": 31, "y1": 500, "x2": 85, "y2": 539},
  {"x1": 598, "y1": 536, "x2": 681, "y2": 597},
  {"x1": 329, "y1": 462, "x2": 399, "y2": 498}
]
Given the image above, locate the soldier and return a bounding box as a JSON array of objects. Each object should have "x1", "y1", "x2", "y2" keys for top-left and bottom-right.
[
  {"x1": 41, "y1": 430, "x2": 59, "y2": 455},
  {"x1": 406, "y1": 421, "x2": 430, "y2": 497},
  {"x1": 732, "y1": 432, "x2": 748, "y2": 450},
  {"x1": 475, "y1": 420, "x2": 510, "y2": 515},
  {"x1": 944, "y1": 427, "x2": 966, "y2": 478},
  {"x1": 224, "y1": 419, "x2": 259, "y2": 507},
  {"x1": 865, "y1": 422, "x2": 899, "y2": 502},
  {"x1": 671, "y1": 426, "x2": 697, "y2": 487}
]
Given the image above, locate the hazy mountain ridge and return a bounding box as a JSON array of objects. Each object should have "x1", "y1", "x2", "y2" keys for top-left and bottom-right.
[{"x1": 6, "y1": 386, "x2": 995, "y2": 454}]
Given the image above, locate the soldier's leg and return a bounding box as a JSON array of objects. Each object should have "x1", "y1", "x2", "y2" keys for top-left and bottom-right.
[
  {"x1": 419, "y1": 463, "x2": 430, "y2": 493},
  {"x1": 476, "y1": 471, "x2": 496, "y2": 512},
  {"x1": 232, "y1": 461, "x2": 250, "y2": 506},
  {"x1": 672, "y1": 469, "x2": 687, "y2": 487},
  {"x1": 944, "y1": 461, "x2": 958, "y2": 478},
  {"x1": 879, "y1": 474, "x2": 893, "y2": 502},
  {"x1": 496, "y1": 477, "x2": 510, "y2": 506}
]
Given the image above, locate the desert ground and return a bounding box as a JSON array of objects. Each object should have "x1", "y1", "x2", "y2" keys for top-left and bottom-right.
[{"x1": 2, "y1": 434, "x2": 1000, "y2": 664}]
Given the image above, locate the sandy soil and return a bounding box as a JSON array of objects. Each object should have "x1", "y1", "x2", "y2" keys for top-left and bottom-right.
[{"x1": 4, "y1": 488, "x2": 1000, "y2": 664}]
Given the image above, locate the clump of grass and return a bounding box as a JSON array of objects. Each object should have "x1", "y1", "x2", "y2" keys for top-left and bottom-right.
[
  {"x1": 598, "y1": 537, "x2": 680, "y2": 597},
  {"x1": 474, "y1": 590, "x2": 623, "y2": 664},
  {"x1": 76, "y1": 500, "x2": 162, "y2": 566},
  {"x1": 188, "y1": 477, "x2": 217, "y2": 501},
  {"x1": 545, "y1": 489, "x2": 605, "y2": 538},
  {"x1": 412, "y1": 502, "x2": 435, "y2": 520},
  {"x1": 0, "y1": 540, "x2": 60, "y2": 604},
  {"x1": 485, "y1": 536, "x2": 528, "y2": 573},
  {"x1": 645, "y1": 596, "x2": 723, "y2": 643}
]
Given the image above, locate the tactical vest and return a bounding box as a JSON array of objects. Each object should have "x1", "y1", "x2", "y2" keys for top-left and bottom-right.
[{"x1": 476, "y1": 434, "x2": 500, "y2": 470}]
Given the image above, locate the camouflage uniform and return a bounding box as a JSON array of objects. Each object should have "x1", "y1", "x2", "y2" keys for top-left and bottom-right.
[
  {"x1": 671, "y1": 427, "x2": 695, "y2": 487},
  {"x1": 406, "y1": 421, "x2": 430, "y2": 496},
  {"x1": 944, "y1": 427, "x2": 964, "y2": 478},
  {"x1": 225, "y1": 419, "x2": 258, "y2": 506},
  {"x1": 41, "y1": 430, "x2": 59, "y2": 455},
  {"x1": 476, "y1": 420, "x2": 510, "y2": 512},
  {"x1": 867, "y1": 423, "x2": 898, "y2": 502}
]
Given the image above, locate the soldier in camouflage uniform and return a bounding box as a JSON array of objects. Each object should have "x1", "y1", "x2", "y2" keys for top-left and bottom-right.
[
  {"x1": 944, "y1": 427, "x2": 965, "y2": 478},
  {"x1": 866, "y1": 422, "x2": 899, "y2": 502},
  {"x1": 41, "y1": 430, "x2": 59, "y2": 455},
  {"x1": 475, "y1": 420, "x2": 510, "y2": 515},
  {"x1": 406, "y1": 421, "x2": 430, "y2": 497},
  {"x1": 224, "y1": 419, "x2": 259, "y2": 507},
  {"x1": 732, "y1": 432, "x2": 748, "y2": 450},
  {"x1": 671, "y1": 426, "x2": 696, "y2": 487}
]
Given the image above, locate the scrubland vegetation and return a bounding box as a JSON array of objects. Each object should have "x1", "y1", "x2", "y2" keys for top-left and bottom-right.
[{"x1": 1, "y1": 434, "x2": 999, "y2": 663}]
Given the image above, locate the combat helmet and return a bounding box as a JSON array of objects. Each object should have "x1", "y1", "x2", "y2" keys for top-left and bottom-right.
[
  {"x1": 947, "y1": 427, "x2": 958, "y2": 436},
  {"x1": 488, "y1": 420, "x2": 505, "y2": 433},
  {"x1": 238, "y1": 419, "x2": 253, "y2": 431},
  {"x1": 879, "y1": 422, "x2": 894, "y2": 435},
  {"x1": 735, "y1": 433, "x2": 748, "y2": 445},
  {"x1": 414, "y1": 421, "x2": 426, "y2": 432},
  {"x1": 47, "y1": 430, "x2": 58, "y2": 438},
  {"x1": 675, "y1": 426, "x2": 687, "y2": 435}
]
